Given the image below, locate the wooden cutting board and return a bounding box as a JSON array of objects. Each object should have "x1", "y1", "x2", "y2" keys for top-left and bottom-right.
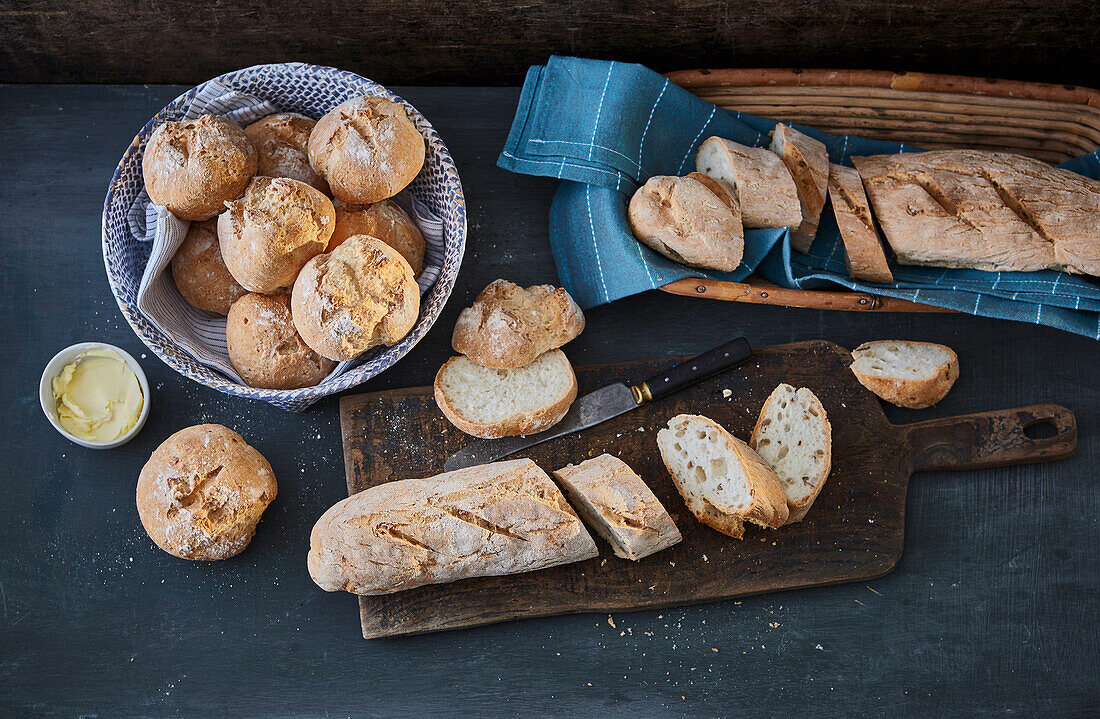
[{"x1": 338, "y1": 340, "x2": 1075, "y2": 638}]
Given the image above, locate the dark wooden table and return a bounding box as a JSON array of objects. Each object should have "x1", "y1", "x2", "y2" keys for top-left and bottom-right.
[{"x1": 2, "y1": 84, "x2": 1097, "y2": 718}]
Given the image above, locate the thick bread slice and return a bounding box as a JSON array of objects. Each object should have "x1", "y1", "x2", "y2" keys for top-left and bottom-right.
[
  {"x1": 434, "y1": 350, "x2": 577, "y2": 438},
  {"x1": 656, "y1": 414, "x2": 788, "y2": 539},
  {"x1": 850, "y1": 340, "x2": 959, "y2": 409},
  {"x1": 770, "y1": 124, "x2": 830, "y2": 252},
  {"x1": 627, "y1": 173, "x2": 744, "y2": 272},
  {"x1": 452, "y1": 279, "x2": 585, "y2": 369},
  {"x1": 307, "y1": 459, "x2": 598, "y2": 595},
  {"x1": 552, "y1": 454, "x2": 682, "y2": 561},
  {"x1": 695, "y1": 136, "x2": 802, "y2": 229},
  {"x1": 828, "y1": 163, "x2": 894, "y2": 284},
  {"x1": 749, "y1": 384, "x2": 832, "y2": 524}
]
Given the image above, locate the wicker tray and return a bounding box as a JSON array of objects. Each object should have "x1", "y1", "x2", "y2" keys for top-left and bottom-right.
[{"x1": 659, "y1": 68, "x2": 1100, "y2": 312}]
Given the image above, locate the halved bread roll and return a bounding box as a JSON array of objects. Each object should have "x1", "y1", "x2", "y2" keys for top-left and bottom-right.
[
  {"x1": 770, "y1": 124, "x2": 830, "y2": 252},
  {"x1": 434, "y1": 350, "x2": 577, "y2": 438},
  {"x1": 749, "y1": 384, "x2": 832, "y2": 523},
  {"x1": 656, "y1": 414, "x2": 788, "y2": 539},
  {"x1": 850, "y1": 340, "x2": 959, "y2": 409},
  {"x1": 695, "y1": 136, "x2": 802, "y2": 229}
]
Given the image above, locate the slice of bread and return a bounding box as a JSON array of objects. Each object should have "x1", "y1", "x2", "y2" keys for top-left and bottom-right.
[
  {"x1": 770, "y1": 124, "x2": 830, "y2": 253},
  {"x1": 850, "y1": 340, "x2": 959, "y2": 409},
  {"x1": 434, "y1": 350, "x2": 578, "y2": 438},
  {"x1": 749, "y1": 384, "x2": 832, "y2": 523},
  {"x1": 656, "y1": 414, "x2": 788, "y2": 538}
]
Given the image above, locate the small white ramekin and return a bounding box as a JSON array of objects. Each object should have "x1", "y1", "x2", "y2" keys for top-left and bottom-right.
[{"x1": 40, "y1": 342, "x2": 151, "y2": 449}]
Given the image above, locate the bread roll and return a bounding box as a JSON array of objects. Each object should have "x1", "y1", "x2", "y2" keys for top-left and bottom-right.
[
  {"x1": 244, "y1": 113, "x2": 329, "y2": 194},
  {"x1": 136, "y1": 424, "x2": 277, "y2": 561},
  {"x1": 142, "y1": 114, "x2": 257, "y2": 221},
  {"x1": 627, "y1": 173, "x2": 744, "y2": 272},
  {"x1": 308, "y1": 459, "x2": 598, "y2": 595},
  {"x1": 770, "y1": 124, "x2": 830, "y2": 252},
  {"x1": 451, "y1": 279, "x2": 585, "y2": 369},
  {"x1": 291, "y1": 234, "x2": 420, "y2": 361},
  {"x1": 170, "y1": 219, "x2": 247, "y2": 314},
  {"x1": 217, "y1": 176, "x2": 335, "y2": 293},
  {"x1": 307, "y1": 96, "x2": 425, "y2": 204},
  {"x1": 226, "y1": 293, "x2": 337, "y2": 389},
  {"x1": 695, "y1": 136, "x2": 802, "y2": 229},
  {"x1": 329, "y1": 199, "x2": 425, "y2": 274}
]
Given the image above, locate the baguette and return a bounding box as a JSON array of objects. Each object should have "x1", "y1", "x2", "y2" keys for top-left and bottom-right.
[
  {"x1": 850, "y1": 340, "x2": 959, "y2": 409},
  {"x1": 434, "y1": 350, "x2": 577, "y2": 438},
  {"x1": 695, "y1": 136, "x2": 802, "y2": 229},
  {"x1": 749, "y1": 384, "x2": 832, "y2": 524},
  {"x1": 452, "y1": 279, "x2": 585, "y2": 369},
  {"x1": 656, "y1": 414, "x2": 788, "y2": 538},
  {"x1": 770, "y1": 124, "x2": 830, "y2": 252},
  {"x1": 552, "y1": 454, "x2": 682, "y2": 561},
  {"x1": 828, "y1": 164, "x2": 894, "y2": 284},
  {"x1": 307, "y1": 459, "x2": 598, "y2": 595}
]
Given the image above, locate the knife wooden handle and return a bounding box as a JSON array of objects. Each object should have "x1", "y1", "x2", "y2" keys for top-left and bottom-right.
[{"x1": 638, "y1": 337, "x2": 753, "y2": 402}]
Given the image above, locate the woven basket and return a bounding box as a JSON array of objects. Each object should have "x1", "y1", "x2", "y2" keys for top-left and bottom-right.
[{"x1": 102, "y1": 63, "x2": 466, "y2": 411}]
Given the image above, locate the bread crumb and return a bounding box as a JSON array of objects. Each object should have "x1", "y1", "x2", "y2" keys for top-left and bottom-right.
[
  {"x1": 722, "y1": 389, "x2": 732, "y2": 398},
  {"x1": 607, "y1": 615, "x2": 616, "y2": 629}
]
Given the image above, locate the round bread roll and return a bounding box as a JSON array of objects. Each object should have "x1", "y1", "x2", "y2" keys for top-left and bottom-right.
[
  {"x1": 307, "y1": 96, "x2": 425, "y2": 204},
  {"x1": 142, "y1": 114, "x2": 257, "y2": 221},
  {"x1": 329, "y1": 199, "x2": 425, "y2": 274},
  {"x1": 136, "y1": 424, "x2": 277, "y2": 561},
  {"x1": 244, "y1": 113, "x2": 329, "y2": 194},
  {"x1": 226, "y1": 292, "x2": 337, "y2": 389},
  {"x1": 291, "y1": 234, "x2": 420, "y2": 361},
  {"x1": 218, "y1": 176, "x2": 336, "y2": 294},
  {"x1": 170, "y1": 219, "x2": 247, "y2": 314}
]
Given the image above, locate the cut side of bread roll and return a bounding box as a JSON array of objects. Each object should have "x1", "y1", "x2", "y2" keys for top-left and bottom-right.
[
  {"x1": 552, "y1": 454, "x2": 682, "y2": 561},
  {"x1": 850, "y1": 340, "x2": 959, "y2": 409},
  {"x1": 434, "y1": 350, "x2": 578, "y2": 438},
  {"x1": 828, "y1": 163, "x2": 894, "y2": 284},
  {"x1": 750, "y1": 384, "x2": 832, "y2": 524},
  {"x1": 656, "y1": 414, "x2": 788, "y2": 538},
  {"x1": 695, "y1": 136, "x2": 802, "y2": 229},
  {"x1": 770, "y1": 124, "x2": 830, "y2": 253}
]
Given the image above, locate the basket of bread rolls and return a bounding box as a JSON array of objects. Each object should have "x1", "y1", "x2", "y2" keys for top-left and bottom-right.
[{"x1": 102, "y1": 63, "x2": 466, "y2": 411}]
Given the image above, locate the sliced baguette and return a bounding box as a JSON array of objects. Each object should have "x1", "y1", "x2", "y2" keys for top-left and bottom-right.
[
  {"x1": 770, "y1": 124, "x2": 830, "y2": 252},
  {"x1": 828, "y1": 163, "x2": 894, "y2": 284},
  {"x1": 850, "y1": 340, "x2": 959, "y2": 409},
  {"x1": 434, "y1": 350, "x2": 577, "y2": 438},
  {"x1": 749, "y1": 384, "x2": 832, "y2": 524},
  {"x1": 695, "y1": 136, "x2": 802, "y2": 229},
  {"x1": 656, "y1": 414, "x2": 788, "y2": 538},
  {"x1": 552, "y1": 454, "x2": 682, "y2": 561}
]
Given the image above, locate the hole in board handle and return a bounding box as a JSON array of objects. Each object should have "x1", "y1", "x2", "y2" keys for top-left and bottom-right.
[{"x1": 1023, "y1": 419, "x2": 1058, "y2": 440}]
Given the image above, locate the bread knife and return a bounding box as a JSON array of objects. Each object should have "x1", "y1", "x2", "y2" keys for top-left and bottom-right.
[{"x1": 442, "y1": 337, "x2": 753, "y2": 471}]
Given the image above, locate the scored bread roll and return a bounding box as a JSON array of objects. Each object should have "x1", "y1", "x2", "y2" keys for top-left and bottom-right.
[
  {"x1": 434, "y1": 350, "x2": 577, "y2": 438},
  {"x1": 308, "y1": 96, "x2": 426, "y2": 204},
  {"x1": 307, "y1": 459, "x2": 598, "y2": 596},
  {"x1": 226, "y1": 292, "x2": 337, "y2": 390},
  {"x1": 329, "y1": 198, "x2": 425, "y2": 274},
  {"x1": 656, "y1": 414, "x2": 789, "y2": 538},
  {"x1": 828, "y1": 164, "x2": 894, "y2": 284},
  {"x1": 452, "y1": 279, "x2": 585, "y2": 369},
  {"x1": 291, "y1": 234, "x2": 420, "y2": 361},
  {"x1": 142, "y1": 114, "x2": 257, "y2": 221},
  {"x1": 849, "y1": 340, "x2": 959, "y2": 409},
  {"x1": 695, "y1": 136, "x2": 802, "y2": 229},
  {"x1": 627, "y1": 173, "x2": 744, "y2": 272},
  {"x1": 217, "y1": 176, "x2": 335, "y2": 294},
  {"x1": 136, "y1": 424, "x2": 277, "y2": 561},
  {"x1": 244, "y1": 113, "x2": 329, "y2": 194},
  {"x1": 170, "y1": 219, "x2": 247, "y2": 314},
  {"x1": 770, "y1": 124, "x2": 830, "y2": 252}
]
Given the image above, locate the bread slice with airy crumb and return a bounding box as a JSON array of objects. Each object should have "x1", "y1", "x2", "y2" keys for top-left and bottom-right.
[
  {"x1": 850, "y1": 340, "x2": 959, "y2": 409},
  {"x1": 434, "y1": 350, "x2": 577, "y2": 438},
  {"x1": 656, "y1": 414, "x2": 788, "y2": 538},
  {"x1": 750, "y1": 384, "x2": 832, "y2": 523}
]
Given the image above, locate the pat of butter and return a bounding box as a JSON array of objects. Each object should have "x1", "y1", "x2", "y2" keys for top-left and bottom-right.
[{"x1": 51, "y1": 349, "x2": 143, "y2": 443}]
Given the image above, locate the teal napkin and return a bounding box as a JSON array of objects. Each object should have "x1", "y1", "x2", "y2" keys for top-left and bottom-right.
[{"x1": 498, "y1": 56, "x2": 1100, "y2": 339}]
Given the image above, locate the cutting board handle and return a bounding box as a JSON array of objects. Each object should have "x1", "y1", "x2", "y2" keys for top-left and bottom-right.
[{"x1": 903, "y1": 404, "x2": 1076, "y2": 472}]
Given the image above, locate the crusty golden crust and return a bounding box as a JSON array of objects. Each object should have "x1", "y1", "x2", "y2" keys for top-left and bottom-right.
[
  {"x1": 136, "y1": 424, "x2": 277, "y2": 561},
  {"x1": 307, "y1": 96, "x2": 425, "y2": 204},
  {"x1": 170, "y1": 219, "x2": 247, "y2": 314},
  {"x1": 695, "y1": 136, "x2": 802, "y2": 229},
  {"x1": 142, "y1": 114, "x2": 257, "y2": 221},
  {"x1": 850, "y1": 341, "x2": 959, "y2": 409},
  {"x1": 329, "y1": 199, "x2": 425, "y2": 274},
  {"x1": 225, "y1": 292, "x2": 336, "y2": 390},
  {"x1": 244, "y1": 113, "x2": 329, "y2": 194},
  {"x1": 828, "y1": 164, "x2": 894, "y2": 284},
  {"x1": 770, "y1": 124, "x2": 830, "y2": 252}
]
